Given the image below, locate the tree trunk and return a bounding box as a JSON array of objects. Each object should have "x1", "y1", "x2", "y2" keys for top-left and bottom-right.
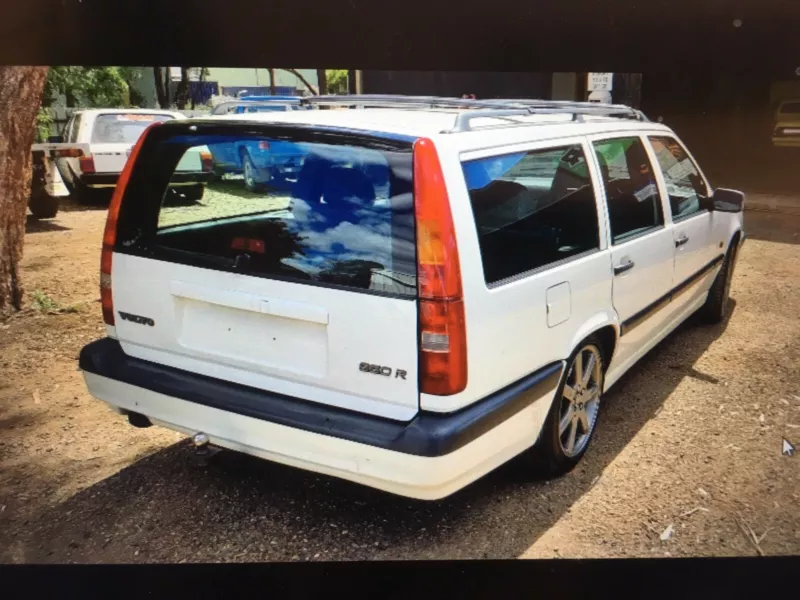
[
  {"x1": 268, "y1": 68, "x2": 277, "y2": 96},
  {"x1": 153, "y1": 67, "x2": 168, "y2": 108},
  {"x1": 317, "y1": 69, "x2": 328, "y2": 95},
  {"x1": 283, "y1": 69, "x2": 318, "y2": 95},
  {"x1": 348, "y1": 70, "x2": 357, "y2": 95},
  {"x1": 164, "y1": 68, "x2": 171, "y2": 107},
  {"x1": 175, "y1": 67, "x2": 190, "y2": 110},
  {"x1": 0, "y1": 66, "x2": 48, "y2": 314}
]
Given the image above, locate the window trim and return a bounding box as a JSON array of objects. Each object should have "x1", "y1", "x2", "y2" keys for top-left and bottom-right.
[
  {"x1": 646, "y1": 134, "x2": 711, "y2": 223},
  {"x1": 586, "y1": 133, "x2": 667, "y2": 247},
  {"x1": 459, "y1": 140, "x2": 605, "y2": 288},
  {"x1": 486, "y1": 247, "x2": 602, "y2": 290}
]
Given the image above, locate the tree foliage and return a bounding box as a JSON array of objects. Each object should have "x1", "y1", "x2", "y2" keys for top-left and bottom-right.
[
  {"x1": 43, "y1": 66, "x2": 132, "y2": 108},
  {"x1": 326, "y1": 70, "x2": 349, "y2": 95}
]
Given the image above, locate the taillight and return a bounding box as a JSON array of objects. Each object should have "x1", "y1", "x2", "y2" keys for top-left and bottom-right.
[
  {"x1": 55, "y1": 148, "x2": 84, "y2": 158},
  {"x1": 79, "y1": 156, "x2": 95, "y2": 174},
  {"x1": 258, "y1": 141, "x2": 270, "y2": 151},
  {"x1": 100, "y1": 122, "x2": 161, "y2": 326},
  {"x1": 413, "y1": 137, "x2": 467, "y2": 396},
  {"x1": 200, "y1": 150, "x2": 213, "y2": 172}
]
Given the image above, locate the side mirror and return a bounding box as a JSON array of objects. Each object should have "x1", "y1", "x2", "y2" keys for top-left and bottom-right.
[
  {"x1": 47, "y1": 135, "x2": 63, "y2": 144},
  {"x1": 712, "y1": 188, "x2": 745, "y2": 213}
]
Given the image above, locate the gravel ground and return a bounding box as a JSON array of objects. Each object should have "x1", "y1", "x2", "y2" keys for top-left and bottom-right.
[{"x1": 1, "y1": 200, "x2": 799, "y2": 563}]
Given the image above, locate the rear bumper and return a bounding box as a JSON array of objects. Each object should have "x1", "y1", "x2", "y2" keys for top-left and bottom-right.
[
  {"x1": 80, "y1": 338, "x2": 563, "y2": 499},
  {"x1": 82, "y1": 172, "x2": 213, "y2": 188}
]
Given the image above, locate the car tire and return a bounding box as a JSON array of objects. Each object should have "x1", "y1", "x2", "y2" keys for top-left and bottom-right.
[
  {"x1": 72, "y1": 184, "x2": 110, "y2": 206},
  {"x1": 240, "y1": 149, "x2": 265, "y2": 193},
  {"x1": 28, "y1": 190, "x2": 59, "y2": 219},
  {"x1": 700, "y1": 241, "x2": 738, "y2": 325},
  {"x1": 181, "y1": 184, "x2": 205, "y2": 203},
  {"x1": 524, "y1": 335, "x2": 606, "y2": 477}
]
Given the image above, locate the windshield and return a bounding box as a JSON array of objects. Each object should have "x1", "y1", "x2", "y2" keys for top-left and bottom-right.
[{"x1": 91, "y1": 113, "x2": 175, "y2": 144}]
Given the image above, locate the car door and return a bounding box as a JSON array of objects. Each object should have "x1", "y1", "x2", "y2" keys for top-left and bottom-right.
[
  {"x1": 589, "y1": 135, "x2": 675, "y2": 367},
  {"x1": 646, "y1": 135, "x2": 717, "y2": 305}
]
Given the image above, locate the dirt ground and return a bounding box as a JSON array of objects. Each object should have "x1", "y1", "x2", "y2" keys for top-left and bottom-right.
[{"x1": 1, "y1": 202, "x2": 799, "y2": 563}]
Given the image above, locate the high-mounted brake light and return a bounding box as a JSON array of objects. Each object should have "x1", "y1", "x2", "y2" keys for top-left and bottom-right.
[
  {"x1": 79, "y1": 156, "x2": 95, "y2": 174},
  {"x1": 100, "y1": 122, "x2": 161, "y2": 327},
  {"x1": 414, "y1": 137, "x2": 467, "y2": 396}
]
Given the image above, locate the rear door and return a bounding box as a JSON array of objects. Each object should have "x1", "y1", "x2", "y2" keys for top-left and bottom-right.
[
  {"x1": 111, "y1": 122, "x2": 420, "y2": 421},
  {"x1": 589, "y1": 134, "x2": 675, "y2": 366},
  {"x1": 90, "y1": 113, "x2": 176, "y2": 173}
]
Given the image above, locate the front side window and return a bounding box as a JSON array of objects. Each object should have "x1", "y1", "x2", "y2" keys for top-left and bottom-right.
[
  {"x1": 462, "y1": 144, "x2": 600, "y2": 285},
  {"x1": 648, "y1": 136, "x2": 709, "y2": 220},
  {"x1": 64, "y1": 115, "x2": 79, "y2": 142},
  {"x1": 593, "y1": 136, "x2": 663, "y2": 244}
]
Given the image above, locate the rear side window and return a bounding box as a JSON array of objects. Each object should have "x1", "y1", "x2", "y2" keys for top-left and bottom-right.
[
  {"x1": 592, "y1": 136, "x2": 663, "y2": 244},
  {"x1": 91, "y1": 113, "x2": 174, "y2": 144},
  {"x1": 462, "y1": 144, "x2": 600, "y2": 285},
  {"x1": 648, "y1": 136, "x2": 709, "y2": 220},
  {"x1": 116, "y1": 127, "x2": 417, "y2": 298}
]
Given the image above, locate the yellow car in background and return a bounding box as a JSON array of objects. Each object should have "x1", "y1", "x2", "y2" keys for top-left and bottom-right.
[{"x1": 772, "y1": 100, "x2": 800, "y2": 147}]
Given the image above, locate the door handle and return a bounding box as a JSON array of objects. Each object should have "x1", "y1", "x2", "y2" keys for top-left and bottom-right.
[
  {"x1": 675, "y1": 234, "x2": 690, "y2": 247},
  {"x1": 613, "y1": 260, "x2": 635, "y2": 275}
]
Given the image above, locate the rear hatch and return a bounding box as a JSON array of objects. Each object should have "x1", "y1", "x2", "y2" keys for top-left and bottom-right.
[
  {"x1": 90, "y1": 113, "x2": 177, "y2": 173},
  {"x1": 108, "y1": 121, "x2": 421, "y2": 420}
]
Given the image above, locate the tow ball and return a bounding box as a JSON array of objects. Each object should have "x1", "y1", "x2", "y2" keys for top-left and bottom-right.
[{"x1": 191, "y1": 432, "x2": 221, "y2": 467}]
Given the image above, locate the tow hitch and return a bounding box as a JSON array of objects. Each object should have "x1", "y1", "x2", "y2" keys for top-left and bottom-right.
[{"x1": 191, "y1": 432, "x2": 221, "y2": 467}]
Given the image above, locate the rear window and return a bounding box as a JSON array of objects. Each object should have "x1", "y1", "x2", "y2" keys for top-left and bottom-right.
[
  {"x1": 91, "y1": 113, "x2": 175, "y2": 144},
  {"x1": 116, "y1": 126, "x2": 417, "y2": 298}
]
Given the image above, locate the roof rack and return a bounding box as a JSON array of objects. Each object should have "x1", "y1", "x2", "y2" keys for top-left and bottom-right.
[
  {"x1": 210, "y1": 100, "x2": 300, "y2": 116},
  {"x1": 301, "y1": 94, "x2": 649, "y2": 132}
]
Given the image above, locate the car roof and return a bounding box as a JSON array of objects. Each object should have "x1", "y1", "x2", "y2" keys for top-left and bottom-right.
[
  {"x1": 201, "y1": 107, "x2": 672, "y2": 141},
  {"x1": 74, "y1": 108, "x2": 184, "y2": 117}
]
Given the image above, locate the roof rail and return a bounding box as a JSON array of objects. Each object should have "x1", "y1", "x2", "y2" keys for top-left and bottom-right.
[{"x1": 301, "y1": 94, "x2": 649, "y2": 132}]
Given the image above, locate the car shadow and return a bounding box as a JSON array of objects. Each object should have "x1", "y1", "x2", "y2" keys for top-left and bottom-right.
[
  {"x1": 3, "y1": 300, "x2": 739, "y2": 564},
  {"x1": 25, "y1": 216, "x2": 71, "y2": 234},
  {"x1": 207, "y1": 179, "x2": 293, "y2": 200}
]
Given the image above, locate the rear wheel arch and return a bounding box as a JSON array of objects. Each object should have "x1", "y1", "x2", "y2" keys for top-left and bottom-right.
[{"x1": 566, "y1": 313, "x2": 619, "y2": 372}]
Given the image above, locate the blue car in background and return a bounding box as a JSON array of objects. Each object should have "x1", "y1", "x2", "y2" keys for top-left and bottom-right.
[{"x1": 208, "y1": 97, "x2": 311, "y2": 191}]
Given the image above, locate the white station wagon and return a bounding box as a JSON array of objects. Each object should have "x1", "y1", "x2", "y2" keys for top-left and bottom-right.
[{"x1": 79, "y1": 96, "x2": 746, "y2": 500}]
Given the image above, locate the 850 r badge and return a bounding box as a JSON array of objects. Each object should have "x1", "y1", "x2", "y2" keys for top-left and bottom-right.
[{"x1": 359, "y1": 362, "x2": 407, "y2": 380}]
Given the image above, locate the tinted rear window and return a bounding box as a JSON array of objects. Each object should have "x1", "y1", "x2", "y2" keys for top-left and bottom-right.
[
  {"x1": 116, "y1": 127, "x2": 417, "y2": 297},
  {"x1": 91, "y1": 114, "x2": 174, "y2": 144},
  {"x1": 462, "y1": 145, "x2": 600, "y2": 285}
]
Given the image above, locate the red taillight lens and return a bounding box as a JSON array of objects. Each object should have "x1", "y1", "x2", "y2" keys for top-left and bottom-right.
[
  {"x1": 101, "y1": 122, "x2": 161, "y2": 326},
  {"x1": 258, "y1": 141, "x2": 271, "y2": 151},
  {"x1": 200, "y1": 150, "x2": 213, "y2": 172},
  {"x1": 414, "y1": 137, "x2": 467, "y2": 396},
  {"x1": 55, "y1": 148, "x2": 84, "y2": 158},
  {"x1": 79, "y1": 156, "x2": 95, "y2": 174}
]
